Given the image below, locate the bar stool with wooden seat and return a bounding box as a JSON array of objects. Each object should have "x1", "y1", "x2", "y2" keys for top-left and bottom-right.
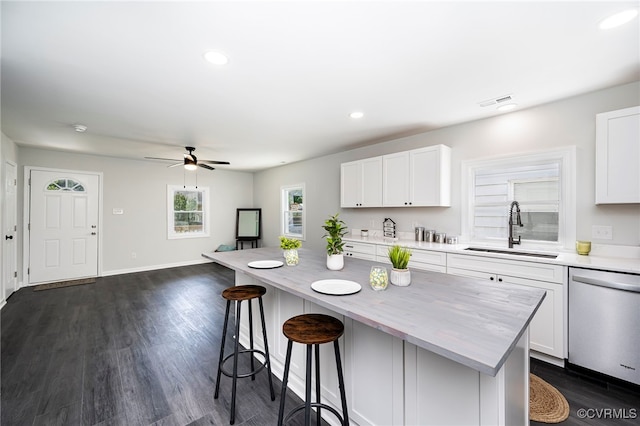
[
  {"x1": 214, "y1": 285, "x2": 275, "y2": 425},
  {"x1": 277, "y1": 313, "x2": 349, "y2": 426}
]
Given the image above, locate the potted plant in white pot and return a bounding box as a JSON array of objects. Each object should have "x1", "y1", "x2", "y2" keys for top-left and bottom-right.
[
  {"x1": 279, "y1": 236, "x2": 301, "y2": 266},
  {"x1": 388, "y1": 245, "x2": 412, "y2": 286},
  {"x1": 322, "y1": 213, "x2": 348, "y2": 270}
]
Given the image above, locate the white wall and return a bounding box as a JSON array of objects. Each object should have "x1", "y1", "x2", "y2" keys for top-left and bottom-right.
[
  {"x1": 18, "y1": 147, "x2": 254, "y2": 277},
  {"x1": 254, "y1": 81, "x2": 640, "y2": 253}
]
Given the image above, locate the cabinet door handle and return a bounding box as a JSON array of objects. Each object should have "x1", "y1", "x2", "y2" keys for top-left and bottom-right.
[
  {"x1": 489, "y1": 276, "x2": 494, "y2": 281},
  {"x1": 5, "y1": 235, "x2": 13, "y2": 240},
  {"x1": 498, "y1": 278, "x2": 503, "y2": 282}
]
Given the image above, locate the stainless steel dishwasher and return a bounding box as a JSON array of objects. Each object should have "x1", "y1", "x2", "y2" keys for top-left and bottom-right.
[{"x1": 569, "y1": 267, "x2": 640, "y2": 385}]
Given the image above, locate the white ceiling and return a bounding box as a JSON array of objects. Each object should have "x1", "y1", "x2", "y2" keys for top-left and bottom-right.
[{"x1": 2, "y1": 1, "x2": 639, "y2": 171}]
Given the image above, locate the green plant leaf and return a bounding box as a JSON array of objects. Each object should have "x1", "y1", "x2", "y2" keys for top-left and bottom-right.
[
  {"x1": 388, "y1": 245, "x2": 411, "y2": 269},
  {"x1": 322, "y1": 213, "x2": 348, "y2": 255}
]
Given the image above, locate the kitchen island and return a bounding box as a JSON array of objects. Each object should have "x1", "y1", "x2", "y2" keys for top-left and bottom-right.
[{"x1": 203, "y1": 247, "x2": 546, "y2": 425}]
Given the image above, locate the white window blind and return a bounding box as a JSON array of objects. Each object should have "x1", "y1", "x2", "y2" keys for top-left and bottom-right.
[{"x1": 473, "y1": 162, "x2": 560, "y2": 242}]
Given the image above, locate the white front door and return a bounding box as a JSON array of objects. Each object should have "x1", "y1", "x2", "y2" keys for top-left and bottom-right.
[
  {"x1": 3, "y1": 161, "x2": 18, "y2": 300},
  {"x1": 29, "y1": 169, "x2": 100, "y2": 284}
]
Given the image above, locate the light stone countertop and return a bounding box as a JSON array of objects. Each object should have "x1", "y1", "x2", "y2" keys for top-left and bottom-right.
[
  {"x1": 344, "y1": 235, "x2": 640, "y2": 274},
  {"x1": 202, "y1": 247, "x2": 546, "y2": 377}
]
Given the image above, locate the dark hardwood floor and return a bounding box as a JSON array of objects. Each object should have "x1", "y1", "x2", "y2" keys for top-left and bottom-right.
[
  {"x1": 1, "y1": 263, "x2": 319, "y2": 426},
  {"x1": 530, "y1": 359, "x2": 640, "y2": 426},
  {"x1": 1, "y1": 262, "x2": 638, "y2": 425}
]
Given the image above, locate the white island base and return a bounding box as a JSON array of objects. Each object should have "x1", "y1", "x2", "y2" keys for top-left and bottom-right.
[{"x1": 235, "y1": 273, "x2": 530, "y2": 426}]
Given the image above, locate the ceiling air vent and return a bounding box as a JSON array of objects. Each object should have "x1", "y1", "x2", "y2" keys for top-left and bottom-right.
[{"x1": 479, "y1": 95, "x2": 513, "y2": 108}]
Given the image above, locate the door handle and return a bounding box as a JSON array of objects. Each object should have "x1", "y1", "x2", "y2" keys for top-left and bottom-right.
[
  {"x1": 91, "y1": 232, "x2": 97, "y2": 235},
  {"x1": 5, "y1": 235, "x2": 13, "y2": 240}
]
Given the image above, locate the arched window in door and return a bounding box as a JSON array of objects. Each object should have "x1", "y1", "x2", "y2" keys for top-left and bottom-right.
[{"x1": 45, "y1": 178, "x2": 86, "y2": 192}]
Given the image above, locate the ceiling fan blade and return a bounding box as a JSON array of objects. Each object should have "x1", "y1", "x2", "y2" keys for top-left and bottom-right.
[
  {"x1": 198, "y1": 163, "x2": 215, "y2": 170},
  {"x1": 199, "y1": 160, "x2": 231, "y2": 165},
  {"x1": 167, "y1": 163, "x2": 183, "y2": 168},
  {"x1": 145, "y1": 156, "x2": 182, "y2": 162}
]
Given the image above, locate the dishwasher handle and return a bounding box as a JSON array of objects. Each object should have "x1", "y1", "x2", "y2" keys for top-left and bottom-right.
[{"x1": 572, "y1": 275, "x2": 640, "y2": 293}]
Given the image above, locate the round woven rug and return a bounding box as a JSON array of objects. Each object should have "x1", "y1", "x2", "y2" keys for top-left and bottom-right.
[{"x1": 530, "y1": 373, "x2": 570, "y2": 423}]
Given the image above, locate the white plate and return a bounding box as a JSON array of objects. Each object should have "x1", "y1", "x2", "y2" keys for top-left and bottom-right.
[
  {"x1": 311, "y1": 279, "x2": 362, "y2": 296},
  {"x1": 248, "y1": 260, "x2": 284, "y2": 269}
]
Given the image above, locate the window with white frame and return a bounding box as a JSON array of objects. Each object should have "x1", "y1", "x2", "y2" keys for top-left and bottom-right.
[
  {"x1": 462, "y1": 148, "x2": 575, "y2": 249},
  {"x1": 167, "y1": 185, "x2": 210, "y2": 239},
  {"x1": 281, "y1": 183, "x2": 305, "y2": 240}
]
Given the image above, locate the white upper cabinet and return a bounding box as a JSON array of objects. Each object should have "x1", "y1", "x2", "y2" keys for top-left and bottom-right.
[
  {"x1": 381, "y1": 151, "x2": 411, "y2": 206},
  {"x1": 383, "y1": 145, "x2": 451, "y2": 207},
  {"x1": 340, "y1": 156, "x2": 383, "y2": 207},
  {"x1": 595, "y1": 106, "x2": 640, "y2": 204}
]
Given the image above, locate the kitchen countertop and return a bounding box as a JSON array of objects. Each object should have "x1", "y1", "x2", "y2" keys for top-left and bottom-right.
[
  {"x1": 202, "y1": 247, "x2": 546, "y2": 377},
  {"x1": 344, "y1": 235, "x2": 640, "y2": 274}
]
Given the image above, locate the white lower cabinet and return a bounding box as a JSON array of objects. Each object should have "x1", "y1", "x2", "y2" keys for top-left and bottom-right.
[
  {"x1": 344, "y1": 241, "x2": 376, "y2": 261},
  {"x1": 447, "y1": 254, "x2": 565, "y2": 361},
  {"x1": 343, "y1": 319, "x2": 404, "y2": 426},
  {"x1": 375, "y1": 245, "x2": 447, "y2": 273}
]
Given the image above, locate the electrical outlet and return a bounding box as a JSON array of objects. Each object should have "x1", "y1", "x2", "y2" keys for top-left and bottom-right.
[{"x1": 592, "y1": 225, "x2": 613, "y2": 240}]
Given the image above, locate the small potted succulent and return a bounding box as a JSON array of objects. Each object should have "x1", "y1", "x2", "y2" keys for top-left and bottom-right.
[
  {"x1": 388, "y1": 245, "x2": 412, "y2": 286},
  {"x1": 322, "y1": 213, "x2": 348, "y2": 270},
  {"x1": 279, "y1": 236, "x2": 301, "y2": 266}
]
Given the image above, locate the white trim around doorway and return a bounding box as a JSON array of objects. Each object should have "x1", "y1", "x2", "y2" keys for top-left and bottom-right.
[{"x1": 22, "y1": 166, "x2": 104, "y2": 288}]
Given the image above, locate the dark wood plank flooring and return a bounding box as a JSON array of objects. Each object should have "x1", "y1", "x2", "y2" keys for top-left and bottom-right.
[
  {"x1": 1, "y1": 263, "x2": 319, "y2": 426},
  {"x1": 2, "y1": 263, "x2": 638, "y2": 425},
  {"x1": 530, "y1": 359, "x2": 640, "y2": 426}
]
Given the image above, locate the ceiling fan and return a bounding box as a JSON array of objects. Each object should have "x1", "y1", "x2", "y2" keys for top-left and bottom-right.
[{"x1": 145, "y1": 146, "x2": 230, "y2": 171}]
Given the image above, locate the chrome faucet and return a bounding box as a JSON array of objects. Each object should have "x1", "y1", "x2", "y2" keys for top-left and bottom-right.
[{"x1": 508, "y1": 201, "x2": 523, "y2": 248}]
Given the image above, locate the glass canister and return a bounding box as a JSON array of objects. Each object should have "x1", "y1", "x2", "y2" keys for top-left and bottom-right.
[{"x1": 369, "y1": 266, "x2": 388, "y2": 291}]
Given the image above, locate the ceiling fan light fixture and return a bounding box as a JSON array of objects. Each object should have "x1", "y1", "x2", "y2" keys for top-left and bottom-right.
[{"x1": 184, "y1": 158, "x2": 198, "y2": 171}]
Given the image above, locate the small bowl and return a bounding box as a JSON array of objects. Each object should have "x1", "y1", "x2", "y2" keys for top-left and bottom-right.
[{"x1": 576, "y1": 241, "x2": 591, "y2": 255}]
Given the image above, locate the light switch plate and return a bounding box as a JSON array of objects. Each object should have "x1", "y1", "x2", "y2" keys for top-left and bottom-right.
[{"x1": 592, "y1": 225, "x2": 613, "y2": 240}]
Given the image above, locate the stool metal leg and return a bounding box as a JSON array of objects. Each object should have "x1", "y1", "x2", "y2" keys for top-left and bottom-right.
[
  {"x1": 248, "y1": 299, "x2": 255, "y2": 380},
  {"x1": 334, "y1": 340, "x2": 349, "y2": 426},
  {"x1": 258, "y1": 297, "x2": 275, "y2": 400},
  {"x1": 230, "y1": 300, "x2": 242, "y2": 424},
  {"x1": 214, "y1": 300, "x2": 232, "y2": 399},
  {"x1": 315, "y1": 344, "x2": 321, "y2": 426},
  {"x1": 277, "y1": 340, "x2": 294, "y2": 426},
  {"x1": 305, "y1": 344, "x2": 313, "y2": 426}
]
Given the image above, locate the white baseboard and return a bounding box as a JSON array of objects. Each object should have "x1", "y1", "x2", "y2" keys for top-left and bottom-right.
[
  {"x1": 530, "y1": 350, "x2": 565, "y2": 368},
  {"x1": 101, "y1": 258, "x2": 214, "y2": 277}
]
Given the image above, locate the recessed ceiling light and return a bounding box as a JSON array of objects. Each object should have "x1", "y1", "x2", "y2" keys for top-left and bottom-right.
[
  {"x1": 599, "y1": 9, "x2": 638, "y2": 29},
  {"x1": 497, "y1": 103, "x2": 517, "y2": 112},
  {"x1": 349, "y1": 111, "x2": 364, "y2": 119},
  {"x1": 73, "y1": 124, "x2": 87, "y2": 132},
  {"x1": 204, "y1": 51, "x2": 229, "y2": 65}
]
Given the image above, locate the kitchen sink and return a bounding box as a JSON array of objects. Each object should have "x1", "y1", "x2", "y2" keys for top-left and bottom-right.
[{"x1": 465, "y1": 247, "x2": 558, "y2": 259}]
